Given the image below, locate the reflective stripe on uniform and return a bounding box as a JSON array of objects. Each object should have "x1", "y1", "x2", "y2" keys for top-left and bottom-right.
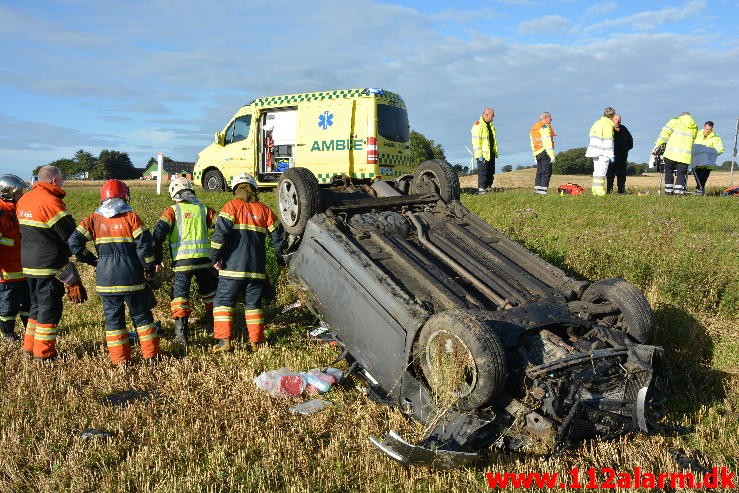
[
  {"x1": 218, "y1": 270, "x2": 266, "y2": 280},
  {"x1": 96, "y1": 284, "x2": 146, "y2": 293}
]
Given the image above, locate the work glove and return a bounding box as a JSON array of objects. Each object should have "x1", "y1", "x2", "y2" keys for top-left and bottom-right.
[
  {"x1": 66, "y1": 283, "x2": 88, "y2": 304},
  {"x1": 551, "y1": 155, "x2": 556, "y2": 164}
]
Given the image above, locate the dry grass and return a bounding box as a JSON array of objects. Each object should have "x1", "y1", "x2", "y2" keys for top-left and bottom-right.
[
  {"x1": 0, "y1": 185, "x2": 736, "y2": 492},
  {"x1": 460, "y1": 168, "x2": 737, "y2": 193}
]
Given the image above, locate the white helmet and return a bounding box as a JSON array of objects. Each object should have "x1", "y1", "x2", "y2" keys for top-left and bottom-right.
[
  {"x1": 0, "y1": 174, "x2": 29, "y2": 202},
  {"x1": 169, "y1": 176, "x2": 193, "y2": 200},
  {"x1": 231, "y1": 172, "x2": 258, "y2": 192}
]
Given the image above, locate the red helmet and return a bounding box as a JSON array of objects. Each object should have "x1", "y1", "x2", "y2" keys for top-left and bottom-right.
[{"x1": 100, "y1": 179, "x2": 129, "y2": 202}]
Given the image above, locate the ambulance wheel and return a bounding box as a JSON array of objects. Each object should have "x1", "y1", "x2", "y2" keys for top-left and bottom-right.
[
  {"x1": 415, "y1": 310, "x2": 507, "y2": 410},
  {"x1": 203, "y1": 169, "x2": 226, "y2": 192},
  {"x1": 582, "y1": 277, "x2": 655, "y2": 344},
  {"x1": 278, "y1": 167, "x2": 321, "y2": 236},
  {"x1": 413, "y1": 160, "x2": 461, "y2": 202}
]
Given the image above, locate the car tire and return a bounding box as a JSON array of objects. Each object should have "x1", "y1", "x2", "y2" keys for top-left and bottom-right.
[
  {"x1": 582, "y1": 277, "x2": 655, "y2": 344},
  {"x1": 203, "y1": 169, "x2": 226, "y2": 192},
  {"x1": 278, "y1": 167, "x2": 321, "y2": 236},
  {"x1": 415, "y1": 310, "x2": 506, "y2": 410},
  {"x1": 412, "y1": 159, "x2": 461, "y2": 202}
]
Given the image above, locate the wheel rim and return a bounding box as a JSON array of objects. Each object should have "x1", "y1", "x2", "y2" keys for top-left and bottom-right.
[
  {"x1": 278, "y1": 179, "x2": 300, "y2": 227},
  {"x1": 206, "y1": 174, "x2": 221, "y2": 191},
  {"x1": 424, "y1": 330, "x2": 477, "y2": 399},
  {"x1": 416, "y1": 172, "x2": 440, "y2": 195}
]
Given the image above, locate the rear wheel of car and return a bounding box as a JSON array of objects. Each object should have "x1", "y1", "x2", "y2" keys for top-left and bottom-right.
[
  {"x1": 203, "y1": 169, "x2": 226, "y2": 192},
  {"x1": 278, "y1": 167, "x2": 321, "y2": 236},
  {"x1": 415, "y1": 310, "x2": 506, "y2": 410},
  {"x1": 582, "y1": 277, "x2": 655, "y2": 344},
  {"x1": 412, "y1": 159, "x2": 461, "y2": 202}
]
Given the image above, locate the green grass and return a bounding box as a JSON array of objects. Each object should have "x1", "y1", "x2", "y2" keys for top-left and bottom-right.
[{"x1": 0, "y1": 184, "x2": 736, "y2": 492}]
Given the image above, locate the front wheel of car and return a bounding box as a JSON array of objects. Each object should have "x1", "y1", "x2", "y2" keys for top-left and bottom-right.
[
  {"x1": 582, "y1": 277, "x2": 655, "y2": 344},
  {"x1": 415, "y1": 310, "x2": 506, "y2": 411},
  {"x1": 277, "y1": 167, "x2": 321, "y2": 236}
]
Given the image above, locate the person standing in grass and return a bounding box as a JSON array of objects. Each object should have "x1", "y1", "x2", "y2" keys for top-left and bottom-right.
[
  {"x1": 153, "y1": 177, "x2": 218, "y2": 345},
  {"x1": 530, "y1": 112, "x2": 556, "y2": 194},
  {"x1": 607, "y1": 114, "x2": 633, "y2": 194},
  {"x1": 585, "y1": 107, "x2": 616, "y2": 196},
  {"x1": 16, "y1": 165, "x2": 77, "y2": 362},
  {"x1": 210, "y1": 172, "x2": 285, "y2": 353},
  {"x1": 690, "y1": 121, "x2": 724, "y2": 195},
  {"x1": 68, "y1": 179, "x2": 162, "y2": 365},
  {"x1": 471, "y1": 107, "x2": 498, "y2": 194},
  {"x1": 652, "y1": 112, "x2": 698, "y2": 195},
  {"x1": 0, "y1": 174, "x2": 30, "y2": 342}
]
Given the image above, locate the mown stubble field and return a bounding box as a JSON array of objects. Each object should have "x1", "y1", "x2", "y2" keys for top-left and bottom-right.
[{"x1": 0, "y1": 178, "x2": 736, "y2": 492}]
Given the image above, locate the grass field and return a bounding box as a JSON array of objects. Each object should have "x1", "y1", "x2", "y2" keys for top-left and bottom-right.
[{"x1": 0, "y1": 180, "x2": 737, "y2": 492}]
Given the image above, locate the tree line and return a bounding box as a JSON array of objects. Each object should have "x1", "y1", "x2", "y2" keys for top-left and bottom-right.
[{"x1": 33, "y1": 149, "x2": 143, "y2": 180}]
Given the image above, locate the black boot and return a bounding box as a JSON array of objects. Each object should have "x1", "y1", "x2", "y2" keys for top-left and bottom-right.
[
  {"x1": 173, "y1": 317, "x2": 189, "y2": 344},
  {"x1": 0, "y1": 321, "x2": 19, "y2": 342}
]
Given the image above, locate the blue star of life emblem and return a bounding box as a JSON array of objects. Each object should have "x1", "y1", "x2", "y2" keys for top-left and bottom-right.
[{"x1": 318, "y1": 111, "x2": 333, "y2": 130}]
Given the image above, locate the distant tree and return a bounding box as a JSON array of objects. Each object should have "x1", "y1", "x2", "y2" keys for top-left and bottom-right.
[
  {"x1": 94, "y1": 149, "x2": 141, "y2": 180},
  {"x1": 452, "y1": 164, "x2": 469, "y2": 175},
  {"x1": 718, "y1": 160, "x2": 735, "y2": 171},
  {"x1": 553, "y1": 147, "x2": 592, "y2": 174},
  {"x1": 501, "y1": 164, "x2": 513, "y2": 173},
  {"x1": 515, "y1": 164, "x2": 536, "y2": 170},
  {"x1": 626, "y1": 163, "x2": 647, "y2": 176},
  {"x1": 73, "y1": 149, "x2": 97, "y2": 176},
  {"x1": 410, "y1": 130, "x2": 446, "y2": 167},
  {"x1": 33, "y1": 159, "x2": 76, "y2": 177},
  {"x1": 146, "y1": 155, "x2": 174, "y2": 168}
]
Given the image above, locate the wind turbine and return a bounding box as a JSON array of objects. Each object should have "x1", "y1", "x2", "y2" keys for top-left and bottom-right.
[{"x1": 464, "y1": 146, "x2": 475, "y2": 174}]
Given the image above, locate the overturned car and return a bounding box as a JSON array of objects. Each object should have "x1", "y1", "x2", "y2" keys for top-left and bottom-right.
[{"x1": 279, "y1": 161, "x2": 664, "y2": 468}]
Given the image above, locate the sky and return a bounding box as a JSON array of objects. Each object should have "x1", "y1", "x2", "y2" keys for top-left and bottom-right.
[{"x1": 1, "y1": 0, "x2": 738, "y2": 179}]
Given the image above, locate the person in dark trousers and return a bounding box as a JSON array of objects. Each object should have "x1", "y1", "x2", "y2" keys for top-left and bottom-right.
[
  {"x1": 0, "y1": 174, "x2": 30, "y2": 342},
  {"x1": 530, "y1": 112, "x2": 556, "y2": 194},
  {"x1": 470, "y1": 107, "x2": 498, "y2": 194},
  {"x1": 16, "y1": 166, "x2": 77, "y2": 361},
  {"x1": 153, "y1": 177, "x2": 218, "y2": 345},
  {"x1": 210, "y1": 172, "x2": 285, "y2": 352},
  {"x1": 607, "y1": 114, "x2": 633, "y2": 194},
  {"x1": 68, "y1": 179, "x2": 161, "y2": 365},
  {"x1": 690, "y1": 121, "x2": 724, "y2": 195}
]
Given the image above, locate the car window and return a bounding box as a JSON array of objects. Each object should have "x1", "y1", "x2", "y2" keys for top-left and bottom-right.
[
  {"x1": 225, "y1": 115, "x2": 252, "y2": 144},
  {"x1": 377, "y1": 104, "x2": 409, "y2": 143}
]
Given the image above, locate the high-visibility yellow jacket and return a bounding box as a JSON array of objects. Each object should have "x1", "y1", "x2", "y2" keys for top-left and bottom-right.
[
  {"x1": 655, "y1": 114, "x2": 698, "y2": 165},
  {"x1": 585, "y1": 117, "x2": 615, "y2": 159},
  {"x1": 530, "y1": 121, "x2": 555, "y2": 160},
  {"x1": 471, "y1": 116, "x2": 498, "y2": 161},
  {"x1": 691, "y1": 130, "x2": 724, "y2": 168}
]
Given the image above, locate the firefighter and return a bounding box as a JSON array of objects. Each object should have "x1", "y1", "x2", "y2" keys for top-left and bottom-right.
[
  {"x1": 68, "y1": 179, "x2": 162, "y2": 365},
  {"x1": 0, "y1": 174, "x2": 30, "y2": 342},
  {"x1": 17, "y1": 166, "x2": 78, "y2": 361},
  {"x1": 530, "y1": 112, "x2": 556, "y2": 194},
  {"x1": 210, "y1": 172, "x2": 285, "y2": 352},
  {"x1": 471, "y1": 107, "x2": 498, "y2": 194},
  {"x1": 585, "y1": 107, "x2": 616, "y2": 196},
  {"x1": 652, "y1": 112, "x2": 698, "y2": 195},
  {"x1": 153, "y1": 177, "x2": 218, "y2": 344},
  {"x1": 691, "y1": 121, "x2": 724, "y2": 195}
]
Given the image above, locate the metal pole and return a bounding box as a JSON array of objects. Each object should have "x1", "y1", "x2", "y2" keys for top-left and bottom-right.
[
  {"x1": 156, "y1": 152, "x2": 163, "y2": 195},
  {"x1": 730, "y1": 115, "x2": 738, "y2": 187}
]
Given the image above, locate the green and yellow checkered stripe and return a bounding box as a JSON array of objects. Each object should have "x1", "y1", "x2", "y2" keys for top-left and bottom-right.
[
  {"x1": 314, "y1": 172, "x2": 377, "y2": 184},
  {"x1": 251, "y1": 88, "x2": 405, "y2": 109},
  {"x1": 379, "y1": 153, "x2": 413, "y2": 166}
]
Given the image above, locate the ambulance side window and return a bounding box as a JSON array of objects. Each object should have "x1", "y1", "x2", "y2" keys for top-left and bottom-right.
[{"x1": 225, "y1": 115, "x2": 252, "y2": 145}]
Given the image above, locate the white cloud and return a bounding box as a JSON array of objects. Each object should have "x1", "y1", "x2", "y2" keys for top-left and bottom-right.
[
  {"x1": 516, "y1": 15, "x2": 571, "y2": 34},
  {"x1": 584, "y1": 0, "x2": 707, "y2": 32},
  {"x1": 582, "y1": 1, "x2": 618, "y2": 19}
]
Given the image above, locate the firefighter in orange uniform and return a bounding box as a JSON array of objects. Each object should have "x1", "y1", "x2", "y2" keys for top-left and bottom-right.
[
  {"x1": 16, "y1": 166, "x2": 77, "y2": 361},
  {"x1": 68, "y1": 179, "x2": 162, "y2": 365},
  {"x1": 0, "y1": 174, "x2": 30, "y2": 342},
  {"x1": 210, "y1": 172, "x2": 285, "y2": 352}
]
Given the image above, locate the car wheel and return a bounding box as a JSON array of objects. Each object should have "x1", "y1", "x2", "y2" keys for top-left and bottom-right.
[
  {"x1": 203, "y1": 169, "x2": 226, "y2": 192},
  {"x1": 412, "y1": 159, "x2": 461, "y2": 202},
  {"x1": 278, "y1": 167, "x2": 321, "y2": 236},
  {"x1": 415, "y1": 310, "x2": 506, "y2": 410},
  {"x1": 582, "y1": 277, "x2": 655, "y2": 344}
]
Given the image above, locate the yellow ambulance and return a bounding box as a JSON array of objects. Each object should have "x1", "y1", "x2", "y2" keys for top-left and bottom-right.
[{"x1": 193, "y1": 88, "x2": 413, "y2": 191}]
